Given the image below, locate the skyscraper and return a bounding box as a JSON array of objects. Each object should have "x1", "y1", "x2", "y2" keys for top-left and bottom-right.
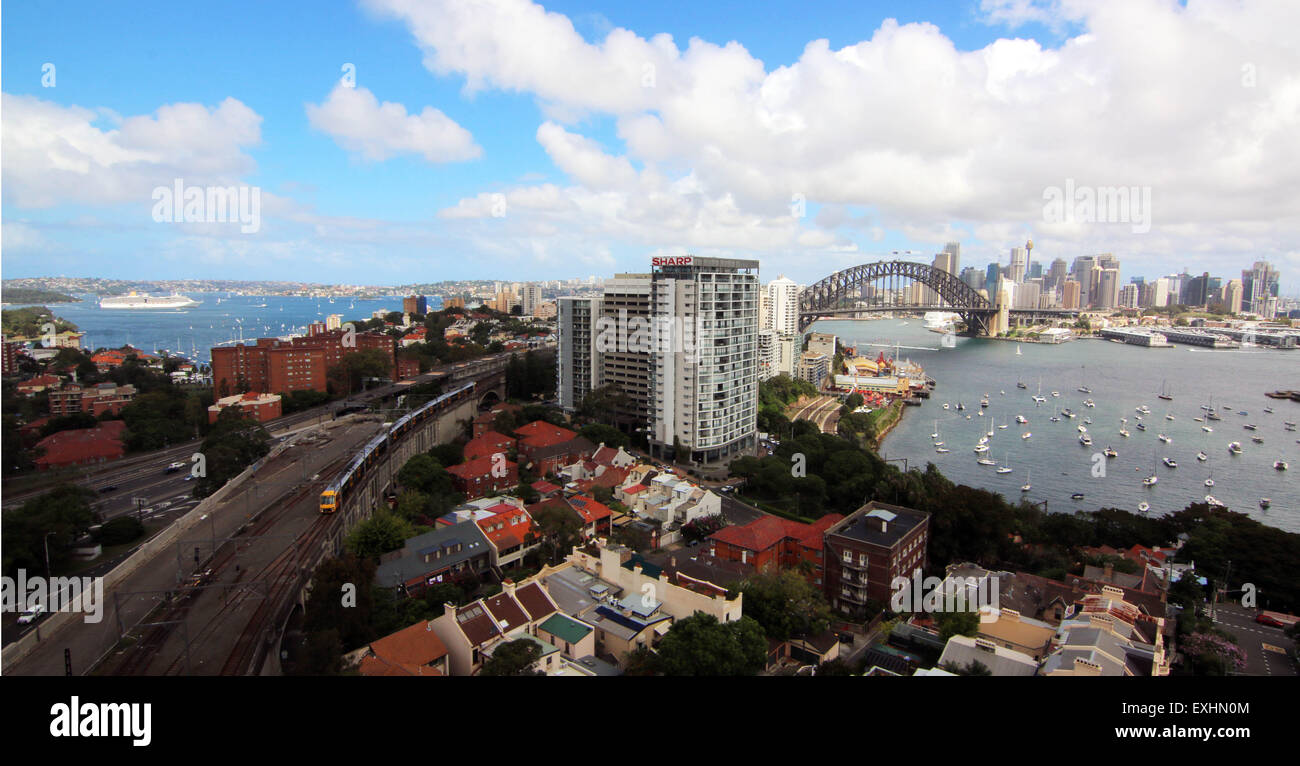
[
  {"x1": 1009, "y1": 247, "x2": 1028, "y2": 284},
  {"x1": 649, "y1": 256, "x2": 759, "y2": 464},
  {"x1": 765, "y1": 275, "x2": 800, "y2": 337}
]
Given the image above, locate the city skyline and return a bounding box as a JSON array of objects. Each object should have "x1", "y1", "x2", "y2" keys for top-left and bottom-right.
[{"x1": 4, "y1": 0, "x2": 1299, "y2": 287}]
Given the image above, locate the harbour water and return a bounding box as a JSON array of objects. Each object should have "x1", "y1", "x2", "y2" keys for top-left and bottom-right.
[
  {"x1": 812, "y1": 319, "x2": 1300, "y2": 532},
  {"x1": 36, "y1": 293, "x2": 439, "y2": 365}
]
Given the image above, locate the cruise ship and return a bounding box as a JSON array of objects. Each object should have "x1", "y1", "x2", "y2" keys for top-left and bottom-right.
[{"x1": 100, "y1": 292, "x2": 200, "y2": 309}]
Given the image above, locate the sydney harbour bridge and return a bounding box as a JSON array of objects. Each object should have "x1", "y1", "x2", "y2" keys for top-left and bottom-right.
[{"x1": 797, "y1": 260, "x2": 1076, "y2": 336}]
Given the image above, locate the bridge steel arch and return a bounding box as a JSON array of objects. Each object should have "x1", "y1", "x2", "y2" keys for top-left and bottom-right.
[{"x1": 798, "y1": 260, "x2": 996, "y2": 335}]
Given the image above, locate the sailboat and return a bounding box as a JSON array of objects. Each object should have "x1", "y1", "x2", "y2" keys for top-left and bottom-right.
[
  {"x1": 930, "y1": 420, "x2": 939, "y2": 440},
  {"x1": 996, "y1": 453, "x2": 1013, "y2": 474},
  {"x1": 1157, "y1": 379, "x2": 1173, "y2": 401},
  {"x1": 1143, "y1": 450, "x2": 1159, "y2": 486},
  {"x1": 1077, "y1": 365, "x2": 1091, "y2": 394},
  {"x1": 1032, "y1": 378, "x2": 1046, "y2": 404},
  {"x1": 1020, "y1": 469, "x2": 1031, "y2": 492},
  {"x1": 1016, "y1": 344, "x2": 1022, "y2": 356},
  {"x1": 1204, "y1": 456, "x2": 1215, "y2": 487},
  {"x1": 987, "y1": 417, "x2": 995, "y2": 438}
]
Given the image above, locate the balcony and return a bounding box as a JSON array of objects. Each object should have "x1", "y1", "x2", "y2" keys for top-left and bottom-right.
[
  {"x1": 839, "y1": 556, "x2": 869, "y2": 571},
  {"x1": 838, "y1": 587, "x2": 868, "y2": 605}
]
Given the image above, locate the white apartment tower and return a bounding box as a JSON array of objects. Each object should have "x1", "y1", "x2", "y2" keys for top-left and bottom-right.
[
  {"x1": 765, "y1": 275, "x2": 800, "y2": 336},
  {"x1": 649, "y1": 256, "x2": 760, "y2": 464}
]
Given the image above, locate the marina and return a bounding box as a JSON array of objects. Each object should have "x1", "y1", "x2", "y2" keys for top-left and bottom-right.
[{"x1": 814, "y1": 318, "x2": 1300, "y2": 531}]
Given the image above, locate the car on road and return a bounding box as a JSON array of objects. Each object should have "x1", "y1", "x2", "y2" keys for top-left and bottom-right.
[
  {"x1": 165, "y1": 461, "x2": 187, "y2": 473},
  {"x1": 99, "y1": 484, "x2": 119, "y2": 493},
  {"x1": 1255, "y1": 612, "x2": 1286, "y2": 628},
  {"x1": 17, "y1": 605, "x2": 46, "y2": 625}
]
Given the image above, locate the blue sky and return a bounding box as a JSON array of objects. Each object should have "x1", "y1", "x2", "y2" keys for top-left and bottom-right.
[{"x1": 2, "y1": 0, "x2": 1294, "y2": 290}]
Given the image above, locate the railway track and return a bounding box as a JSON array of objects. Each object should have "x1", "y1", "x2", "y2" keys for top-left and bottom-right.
[{"x1": 106, "y1": 452, "x2": 352, "y2": 676}]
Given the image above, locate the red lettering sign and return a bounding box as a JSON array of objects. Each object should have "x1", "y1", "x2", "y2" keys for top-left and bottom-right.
[{"x1": 652, "y1": 256, "x2": 694, "y2": 266}]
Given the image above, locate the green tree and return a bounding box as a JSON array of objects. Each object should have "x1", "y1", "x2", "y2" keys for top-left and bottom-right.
[
  {"x1": 655, "y1": 614, "x2": 767, "y2": 676},
  {"x1": 737, "y1": 570, "x2": 832, "y2": 641},
  {"x1": 344, "y1": 511, "x2": 415, "y2": 560},
  {"x1": 480, "y1": 638, "x2": 544, "y2": 676},
  {"x1": 327, "y1": 347, "x2": 393, "y2": 396},
  {"x1": 936, "y1": 609, "x2": 980, "y2": 641}
]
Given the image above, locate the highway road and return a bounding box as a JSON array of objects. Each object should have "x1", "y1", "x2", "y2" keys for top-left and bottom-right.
[
  {"x1": 1208, "y1": 602, "x2": 1297, "y2": 676},
  {"x1": 788, "y1": 395, "x2": 843, "y2": 434},
  {"x1": 3, "y1": 416, "x2": 388, "y2": 675}
]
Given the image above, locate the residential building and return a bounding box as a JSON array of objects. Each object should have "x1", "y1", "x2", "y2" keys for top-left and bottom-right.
[
  {"x1": 376, "y1": 521, "x2": 494, "y2": 594},
  {"x1": 764, "y1": 275, "x2": 800, "y2": 336},
  {"x1": 823, "y1": 502, "x2": 930, "y2": 617},
  {"x1": 556, "y1": 296, "x2": 602, "y2": 413},
  {"x1": 939, "y1": 635, "x2": 1038, "y2": 676},
  {"x1": 707, "y1": 514, "x2": 843, "y2": 585},
  {"x1": 356, "y1": 619, "x2": 450, "y2": 676},
  {"x1": 403, "y1": 295, "x2": 428, "y2": 316},
  {"x1": 446, "y1": 456, "x2": 519, "y2": 500},
  {"x1": 33, "y1": 420, "x2": 128, "y2": 470},
  {"x1": 207, "y1": 392, "x2": 283, "y2": 423}
]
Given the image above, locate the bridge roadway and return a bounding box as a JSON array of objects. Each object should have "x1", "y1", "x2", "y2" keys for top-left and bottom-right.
[{"x1": 4, "y1": 416, "x2": 387, "y2": 676}]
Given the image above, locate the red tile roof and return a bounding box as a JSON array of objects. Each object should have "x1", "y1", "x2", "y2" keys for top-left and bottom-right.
[
  {"x1": 514, "y1": 420, "x2": 577, "y2": 449},
  {"x1": 33, "y1": 420, "x2": 127, "y2": 468},
  {"x1": 475, "y1": 506, "x2": 534, "y2": 548},
  {"x1": 567, "y1": 495, "x2": 612, "y2": 525},
  {"x1": 464, "y1": 431, "x2": 516, "y2": 461},
  {"x1": 447, "y1": 455, "x2": 515, "y2": 481},
  {"x1": 710, "y1": 513, "x2": 845, "y2": 553},
  {"x1": 367, "y1": 619, "x2": 449, "y2": 669}
]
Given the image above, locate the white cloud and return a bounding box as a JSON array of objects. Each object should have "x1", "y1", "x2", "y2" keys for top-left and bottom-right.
[
  {"x1": 368, "y1": 0, "x2": 1300, "y2": 280},
  {"x1": 305, "y1": 84, "x2": 481, "y2": 163},
  {"x1": 1, "y1": 93, "x2": 261, "y2": 208}
]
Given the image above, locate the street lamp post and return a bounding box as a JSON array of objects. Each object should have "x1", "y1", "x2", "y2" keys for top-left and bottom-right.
[{"x1": 44, "y1": 531, "x2": 56, "y2": 579}]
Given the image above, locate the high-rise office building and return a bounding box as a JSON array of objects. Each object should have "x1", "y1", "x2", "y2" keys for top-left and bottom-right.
[
  {"x1": 519, "y1": 284, "x2": 543, "y2": 316},
  {"x1": 1062, "y1": 280, "x2": 1082, "y2": 310},
  {"x1": 599, "y1": 275, "x2": 654, "y2": 427},
  {"x1": 1047, "y1": 258, "x2": 1068, "y2": 293},
  {"x1": 1223, "y1": 279, "x2": 1243, "y2": 314},
  {"x1": 1118, "y1": 283, "x2": 1140, "y2": 309},
  {"x1": 960, "y1": 266, "x2": 984, "y2": 292},
  {"x1": 402, "y1": 295, "x2": 428, "y2": 315},
  {"x1": 1009, "y1": 247, "x2": 1028, "y2": 284},
  {"x1": 1097, "y1": 268, "x2": 1121, "y2": 309}
]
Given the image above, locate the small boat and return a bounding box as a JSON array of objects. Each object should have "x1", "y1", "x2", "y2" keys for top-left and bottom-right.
[
  {"x1": 996, "y1": 462, "x2": 1013, "y2": 475},
  {"x1": 1083, "y1": 417, "x2": 1093, "y2": 425},
  {"x1": 1243, "y1": 424, "x2": 1257, "y2": 431},
  {"x1": 1263, "y1": 407, "x2": 1273, "y2": 414},
  {"x1": 973, "y1": 445, "x2": 989, "y2": 453},
  {"x1": 1071, "y1": 492, "x2": 1085, "y2": 500},
  {"x1": 980, "y1": 398, "x2": 990, "y2": 408},
  {"x1": 1017, "y1": 379, "x2": 1027, "y2": 390},
  {"x1": 977, "y1": 458, "x2": 997, "y2": 466},
  {"x1": 1062, "y1": 409, "x2": 1076, "y2": 419},
  {"x1": 1000, "y1": 390, "x2": 1006, "y2": 396},
  {"x1": 1287, "y1": 422, "x2": 1298, "y2": 432},
  {"x1": 1165, "y1": 413, "x2": 1174, "y2": 421},
  {"x1": 1196, "y1": 451, "x2": 1208, "y2": 461},
  {"x1": 1260, "y1": 498, "x2": 1271, "y2": 509},
  {"x1": 998, "y1": 423, "x2": 1008, "y2": 430},
  {"x1": 1078, "y1": 425, "x2": 1087, "y2": 433},
  {"x1": 1016, "y1": 345, "x2": 1022, "y2": 356},
  {"x1": 1205, "y1": 477, "x2": 1215, "y2": 487},
  {"x1": 1138, "y1": 502, "x2": 1150, "y2": 513},
  {"x1": 1135, "y1": 423, "x2": 1146, "y2": 431},
  {"x1": 930, "y1": 421, "x2": 938, "y2": 439},
  {"x1": 935, "y1": 447, "x2": 951, "y2": 453},
  {"x1": 1276, "y1": 460, "x2": 1289, "y2": 471},
  {"x1": 1079, "y1": 434, "x2": 1092, "y2": 446},
  {"x1": 1136, "y1": 405, "x2": 1151, "y2": 414},
  {"x1": 1104, "y1": 447, "x2": 1117, "y2": 458},
  {"x1": 1016, "y1": 415, "x2": 1028, "y2": 424},
  {"x1": 932, "y1": 441, "x2": 944, "y2": 447},
  {"x1": 1251, "y1": 436, "x2": 1264, "y2": 444},
  {"x1": 1238, "y1": 411, "x2": 1248, "y2": 416},
  {"x1": 1205, "y1": 496, "x2": 1224, "y2": 507},
  {"x1": 1193, "y1": 417, "x2": 1203, "y2": 422},
  {"x1": 943, "y1": 403, "x2": 950, "y2": 410},
  {"x1": 1022, "y1": 432, "x2": 1032, "y2": 440},
  {"x1": 956, "y1": 402, "x2": 966, "y2": 411},
  {"x1": 978, "y1": 435, "x2": 989, "y2": 445},
  {"x1": 1157, "y1": 379, "x2": 1173, "y2": 401},
  {"x1": 1032, "y1": 395, "x2": 1046, "y2": 404},
  {"x1": 1163, "y1": 457, "x2": 1177, "y2": 468},
  {"x1": 1228, "y1": 442, "x2": 1243, "y2": 454},
  {"x1": 1020, "y1": 469, "x2": 1031, "y2": 492},
  {"x1": 1201, "y1": 426, "x2": 1213, "y2": 432},
  {"x1": 1158, "y1": 434, "x2": 1171, "y2": 443},
  {"x1": 1050, "y1": 416, "x2": 1061, "y2": 423},
  {"x1": 1083, "y1": 400, "x2": 1095, "y2": 408},
  {"x1": 1143, "y1": 475, "x2": 1158, "y2": 486},
  {"x1": 1119, "y1": 428, "x2": 1130, "y2": 437},
  {"x1": 1051, "y1": 391, "x2": 1061, "y2": 398}
]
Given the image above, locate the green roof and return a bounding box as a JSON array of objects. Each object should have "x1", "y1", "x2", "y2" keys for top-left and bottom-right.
[{"x1": 539, "y1": 613, "x2": 593, "y2": 645}]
